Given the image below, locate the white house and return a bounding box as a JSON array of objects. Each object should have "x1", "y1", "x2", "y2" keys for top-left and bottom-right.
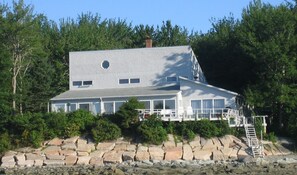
[{"x1": 51, "y1": 41, "x2": 242, "y2": 121}]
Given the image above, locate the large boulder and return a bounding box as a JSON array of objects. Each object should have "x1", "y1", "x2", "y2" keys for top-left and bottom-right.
[
  {"x1": 96, "y1": 142, "x2": 115, "y2": 151},
  {"x1": 193, "y1": 149, "x2": 212, "y2": 160},
  {"x1": 149, "y1": 146, "x2": 164, "y2": 160},
  {"x1": 122, "y1": 151, "x2": 135, "y2": 161},
  {"x1": 89, "y1": 157, "x2": 104, "y2": 166},
  {"x1": 212, "y1": 150, "x2": 225, "y2": 161},
  {"x1": 182, "y1": 144, "x2": 193, "y2": 160},
  {"x1": 201, "y1": 139, "x2": 216, "y2": 151},
  {"x1": 135, "y1": 151, "x2": 150, "y2": 161},
  {"x1": 103, "y1": 151, "x2": 123, "y2": 163},
  {"x1": 65, "y1": 155, "x2": 77, "y2": 165},
  {"x1": 76, "y1": 156, "x2": 91, "y2": 165},
  {"x1": 164, "y1": 147, "x2": 182, "y2": 161},
  {"x1": 47, "y1": 138, "x2": 63, "y2": 146}
]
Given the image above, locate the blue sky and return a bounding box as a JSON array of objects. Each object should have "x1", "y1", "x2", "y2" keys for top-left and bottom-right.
[{"x1": 3, "y1": 0, "x2": 286, "y2": 33}]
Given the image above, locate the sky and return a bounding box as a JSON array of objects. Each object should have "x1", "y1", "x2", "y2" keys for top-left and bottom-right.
[{"x1": 2, "y1": 0, "x2": 286, "y2": 33}]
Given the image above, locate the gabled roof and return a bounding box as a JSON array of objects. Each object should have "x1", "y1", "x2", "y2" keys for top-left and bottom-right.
[
  {"x1": 51, "y1": 85, "x2": 180, "y2": 101},
  {"x1": 179, "y1": 76, "x2": 239, "y2": 96}
]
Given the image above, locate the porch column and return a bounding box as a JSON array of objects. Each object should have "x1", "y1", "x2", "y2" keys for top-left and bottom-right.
[{"x1": 99, "y1": 98, "x2": 104, "y2": 114}]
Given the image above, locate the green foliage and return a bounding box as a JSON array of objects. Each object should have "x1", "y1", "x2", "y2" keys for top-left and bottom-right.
[
  {"x1": 287, "y1": 114, "x2": 297, "y2": 140},
  {"x1": 264, "y1": 132, "x2": 277, "y2": 143},
  {"x1": 0, "y1": 132, "x2": 12, "y2": 154},
  {"x1": 215, "y1": 120, "x2": 231, "y2": 137},
  {"x1": 91, "y1": 119, "x2": 121, "y2": 143},
  {"x1": 66, "y1": 110, "x2": 96, "y2": 132},
  {"x1": 116, "y1": 98, "x2": 144, "y2": 129},
  {"x1": 254, "y1": 117, "x2": 264, "y2": 138},
  {"x1": 43, "y1": 112, "x2": 68, "y2": 139},
  {"x1": 196, "y1": 120, "x2": 219, "y2": 139},
  {"x1": 137, "y1": 115, "x2": 168, "y2": 145},
  {"x1": 6, "y1": 113, "x2": 46, "y2": 148}
]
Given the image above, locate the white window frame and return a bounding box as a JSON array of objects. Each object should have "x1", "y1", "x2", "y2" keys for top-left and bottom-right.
[
  {"x1": 119, "y1": 79, "x2": 129, "y2": 84},
  {"x1": 78, "y1": 103, "x2": 91, "y2": 111}
]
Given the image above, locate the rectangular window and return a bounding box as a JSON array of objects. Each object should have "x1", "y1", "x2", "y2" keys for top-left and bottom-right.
[
  {"x1": 202, "y1": 99, "x2": 212, "y2": 114},
  {"x1": 141, "y1": 101, "x2": 150, "y2": 110},
  {"x1": 73, "y1": 81, "x2": 82, "y2": 86},
  {"x1": 130, "y1": 78, "x2": 140, "y2": 84},
  {"x1": 165, "y1": 100, "x2": 175, "y2": 109},
  {"x1": 104, "y1": 102, "x2": 114, "y2": 114},
  {"x1": 153, "y1": 100, "x2": 163, "y2": 110},
  {"x1": 79, "y1": 103, "x2": 90, "y2": 111},
  {"x1": 166, "y1": 76, "x2": 177, "y2": 82},
  {"x1": 55, "y1": 104, "x2": 65, "y2": 112},
  {"x1": 70, "y1": 103, "x2": 76, "y2": 112},
  {"x1": 83, "y1": 81, "x2": 93, "y2": 86},
  {"x1": 115, "y1": 101, "x2": 124, "y2": 112},
  {"x1": 119, "y1": 79, "x2": 129, "y2": 84},
  {"x1": 214, "y1": 99, "x2": 224, "y2": 108},
  {"x1": 191, "y1": 100, "x2": 201, "y2": 109}
]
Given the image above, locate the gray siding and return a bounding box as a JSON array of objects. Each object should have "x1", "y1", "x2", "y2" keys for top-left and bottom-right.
[{"x1": 69, "y1": 46, "x2": 203, "y2": 90}]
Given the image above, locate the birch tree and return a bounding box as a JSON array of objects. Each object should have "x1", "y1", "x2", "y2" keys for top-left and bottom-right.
[{"x1": 2, "y1": 0, "x2": 42, "y2": 113}]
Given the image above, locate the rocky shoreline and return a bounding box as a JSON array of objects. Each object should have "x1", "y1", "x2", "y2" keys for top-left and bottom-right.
[
  {"x1": 0, "y1": 135, "x2": 295, "y2": 174},
  {"x1": 1, "y1": 157, "x2": 297, "y2": 175}
]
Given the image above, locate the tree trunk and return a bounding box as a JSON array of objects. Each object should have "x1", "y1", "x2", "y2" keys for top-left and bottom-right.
[{"x1": 12, "y1": 67, "x2": 17, "y2": 112}]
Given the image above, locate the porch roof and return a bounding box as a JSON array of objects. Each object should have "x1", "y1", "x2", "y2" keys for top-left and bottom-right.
[{"x1": 51, "y1": 85, "x2": 180, "y2": 101}]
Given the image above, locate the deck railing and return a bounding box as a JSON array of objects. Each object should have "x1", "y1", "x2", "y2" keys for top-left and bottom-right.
[{"x1": 138, "y1": 108, "x2": 239, "y2": 122}]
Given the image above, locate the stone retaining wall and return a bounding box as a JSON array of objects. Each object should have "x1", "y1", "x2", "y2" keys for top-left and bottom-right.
[{"x1": 0, "y1": 135, "x2": 291, "y2": 168}]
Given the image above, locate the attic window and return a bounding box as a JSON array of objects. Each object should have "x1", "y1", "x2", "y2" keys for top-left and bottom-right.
[
  {"x1": 73, "y1": 81, "x2": 82, "y2": 86},
  {"x1": 119, "y1": 79, "x2": 129, "y2": 84},
  {"x1": 130, "y1": 78, "x2": 140, "y2": 84},
  {"x1": 102, "y1": 60, "x2": 110, "y2": 69},
  {"x1": 83, "y1": 81, "x2": 93, "y2": 86}
]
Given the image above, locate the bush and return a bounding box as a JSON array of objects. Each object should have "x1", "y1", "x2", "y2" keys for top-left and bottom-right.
[
  {"x1": 43, "y1": 112, "x2": 68, "y2": 139},
  {"x1": 137, "y1": 115, "x2": 167, "y2": 145},
  {"x1": 173, "y1": 122, "x2": 196, "y2": 141},
  {"x1": 91, "y1": 119, "x2": 121, "y2": 143},
  {"x1": 115, "y1": 98, "x2": 144, "y2": 130},
  {"x1": 215, "y1": 120, "x2": 231, "y2": 137},
  {"x1": 196, "y1": 120, "x2": 219, "y2": 138},
  {"x1": 67, "y1": 110, "x2": 96, "y2": 130},
  {"x1": 264, "y1": 132, "x2": 277, "y2": 143},
  {"x1": 66, "y1": 110, "x2": 96, "y2": 136},
  {"x1": 6, "y1": 113, "x2": 46, "y2": 148},
  {"x1": 0, "y1": 132, "x2": 11, "y2": 154}
]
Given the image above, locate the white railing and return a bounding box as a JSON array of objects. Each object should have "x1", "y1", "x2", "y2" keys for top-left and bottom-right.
[{"x1": 138, "y1": 108, "x2": 235, "y2": 122}]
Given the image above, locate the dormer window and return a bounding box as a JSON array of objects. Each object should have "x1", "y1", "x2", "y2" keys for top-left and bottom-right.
[{"x1": 166, "y1": 76, "x2": 177, "y2": 82}]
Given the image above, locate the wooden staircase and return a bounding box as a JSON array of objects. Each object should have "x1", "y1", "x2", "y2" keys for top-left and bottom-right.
[{"x1": 244, "y1": 123, "x2": 264, "y2": 158}]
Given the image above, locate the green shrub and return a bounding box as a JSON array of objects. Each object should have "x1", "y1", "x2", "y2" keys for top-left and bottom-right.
[
  {"x1": 91, "y1": 119, "x2": 121, "y2": 143},
  {"x1": 0, "y1": 132, "x2": 11, "y2": 154},
  {"x1": 264, "y1": 132, "x2": 277, "y2": 143},
  {"x1": 115, "y1": 98, "x2": 145, "y2": 130},
  {"x1": 67, "y1": 110, "x2": 96, "y2": 131},
  {"x1": 64, "y1": 122, "x2": 81, "y2": 138},
  {"x1": 137, "y1": 115, "x2": 167, "y2": 145},
  {"x1": 196, "y1": 120, "x2": 219, "y2": 138},
  {"x1": 6, "y1": 113, "x2": 46, "y2": 147},
  {"x1": 43, "y1": 112, "x2": 68, "y2": 139},
  {"x1": 215, "y1": 120, "x2": 231, "y2": 137}
]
